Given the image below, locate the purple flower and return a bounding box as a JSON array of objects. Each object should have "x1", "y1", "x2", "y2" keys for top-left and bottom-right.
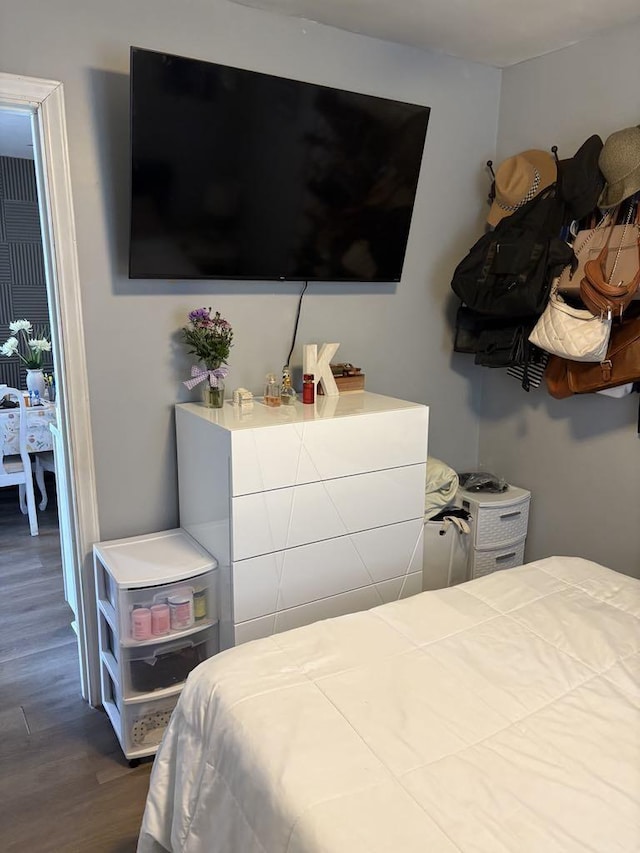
[
  {"x1": 181, "y1": 306, "x2": 234, "y2": 369},
  {"x1": 188, "y1": 307, "x2": 211, "y2": 325}
]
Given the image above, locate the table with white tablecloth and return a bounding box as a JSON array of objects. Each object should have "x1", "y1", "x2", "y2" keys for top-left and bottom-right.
[
  {"x1": 1, "y1": 401, "x2": 57, "y2": 510},
  {"x1": 0, "y1": 401, "x2": 57, "y2": 454}
]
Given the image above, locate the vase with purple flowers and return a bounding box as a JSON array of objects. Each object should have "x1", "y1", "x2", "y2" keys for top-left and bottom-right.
[{"x1": 181, "y1": 308, "x2": 233, "y2": 409}]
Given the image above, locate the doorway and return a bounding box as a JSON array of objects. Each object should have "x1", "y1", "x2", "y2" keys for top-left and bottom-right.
[{"x1": 0, "y1": 72, "x2": 101, "y2": 705}]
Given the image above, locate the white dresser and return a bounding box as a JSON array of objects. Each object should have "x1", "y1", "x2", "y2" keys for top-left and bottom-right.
[
  {"x1": 176, "y1": 392, "x2": 429, "y2": 648},
  {"x1": 457, "y1": 484, "x2": 531, "y2": 579}
]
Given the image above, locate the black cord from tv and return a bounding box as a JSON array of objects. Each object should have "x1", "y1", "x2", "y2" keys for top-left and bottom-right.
[{"x1": 285, "y1": 280, "x2": 309, "y2": 369}]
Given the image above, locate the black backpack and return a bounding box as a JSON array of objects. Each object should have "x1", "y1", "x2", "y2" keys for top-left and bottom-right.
[{"x1": 451, "y1": 186, "x2": 574, "y2": 318}]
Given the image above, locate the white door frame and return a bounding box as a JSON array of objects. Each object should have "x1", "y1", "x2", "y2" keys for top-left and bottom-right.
[{"x1": 0, "y1": 72, "x2": 101, "y2": 705}]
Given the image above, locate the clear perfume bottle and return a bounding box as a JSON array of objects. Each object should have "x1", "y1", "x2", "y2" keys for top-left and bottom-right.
[
  {"x1": 264, "y1": 372, "x2": 281, "y2": 407},
  {"x1": 280, "y1": 367, "x2": 297, "y2": 405}
]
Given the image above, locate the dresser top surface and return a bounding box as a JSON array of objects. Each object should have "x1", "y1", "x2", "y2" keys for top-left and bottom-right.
[{"x1": 176, "y1": 392, "x2": 427, "y2": 431}]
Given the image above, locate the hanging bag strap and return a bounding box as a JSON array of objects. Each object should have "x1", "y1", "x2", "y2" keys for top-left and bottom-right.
[
  {"x1": 580, "y1": 200, "x2": 640, "y2": 319},
  {"x1": 573, "y1": 208, "x2": 616, "y2": 260},
  {"x1": 606, "y1": 199, "x2": 638, "y2": 286}
]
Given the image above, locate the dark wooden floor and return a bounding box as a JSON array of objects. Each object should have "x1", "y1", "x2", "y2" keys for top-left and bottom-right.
[{"x1": 0, "y1": 479, "x2": 152, "y2": 852}]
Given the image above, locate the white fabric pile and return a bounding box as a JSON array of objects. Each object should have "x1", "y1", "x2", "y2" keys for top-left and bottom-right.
[{"x1": 424, "y1": 455, "x2": 459, "y2": 519}]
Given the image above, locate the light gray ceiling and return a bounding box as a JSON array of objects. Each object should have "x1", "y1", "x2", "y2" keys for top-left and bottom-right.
[{"x1": 230, "y1": 0, "x2": 640, "y2": 67}]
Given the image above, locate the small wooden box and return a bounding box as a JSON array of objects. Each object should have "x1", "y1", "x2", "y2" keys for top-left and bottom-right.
[{"x1": 318, "y1": 372, "x2": 365, "y2": 394}]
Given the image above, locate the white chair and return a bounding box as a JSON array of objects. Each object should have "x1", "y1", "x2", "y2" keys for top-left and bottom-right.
[
  {"x1": 0, "y1": 385, "x2": 38, "y2": 535},
  {"x1": 34, "y1": 449, "x2": 55, "y2": 510}
]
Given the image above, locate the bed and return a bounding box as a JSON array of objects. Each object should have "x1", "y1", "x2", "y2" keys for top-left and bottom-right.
[{"x1": 137, "y1": 556, "x2": 640, "y2": 853}]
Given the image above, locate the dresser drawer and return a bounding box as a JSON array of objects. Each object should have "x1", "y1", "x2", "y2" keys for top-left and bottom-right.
[
  {"x1": 232, "y1": 570, "x2": 424, "y2": 646},
  {"x1": 230, "y1": 406, "x2": 428, "y2": 495},
  {"x1": 232, "y1": 519, "x2": 424, "y2": 623},
  {"x1": 232, "y1": 463, "x2": 426, "y2": 560},
  {"x1": 470, "y1": 540, "x2": 525, "y2": 579}
]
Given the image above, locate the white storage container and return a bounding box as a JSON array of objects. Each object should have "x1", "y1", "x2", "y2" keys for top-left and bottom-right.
[
  {"x1": 94, "y1": 528, "x2": 219, "y2": 763},
  {"x1": 456, "y1": 484, "x2": 531, "y2": 580},
  {"x1": 422, "y1": 518, "x2": 471, "y2": 589}
]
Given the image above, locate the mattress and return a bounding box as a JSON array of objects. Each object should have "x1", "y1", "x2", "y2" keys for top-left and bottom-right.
[{"x1": 137, "y1": 556, "x2": 640, "y2": 852}]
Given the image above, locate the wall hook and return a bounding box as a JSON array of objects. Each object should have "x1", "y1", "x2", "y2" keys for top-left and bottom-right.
[
  {"x1": 551, "y1": 145, "x2": 559, "y2": 164},
  {"x1": 486, "y1": 160, "x2": 496, "y2": 203}
]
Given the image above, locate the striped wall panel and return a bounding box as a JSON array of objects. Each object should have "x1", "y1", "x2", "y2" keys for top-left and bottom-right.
[
  {"x1": 0, "y1": 359, "x2": 22, "y2": 390},
  {"x1": 10, "y1": 285, "x2": 50, "y2": 327},
  {"x1": 0, "y1": 281, "x2": 12, "y2": 326},
  {"x1": 0, "y1": 157, "x2": 37, "y2": 202},
  {"x1": 0, "y1": 243, "x2": 10, "y2": 280},
  {"x1": 0, "y1": 156, "x2": 49, "y2": 389},
  {"x1": 4, "y1": 201, "x2": 41, "y2": 242},
  {"x1": 8, "y1": 242, "x2": 45, "y2": 285}
]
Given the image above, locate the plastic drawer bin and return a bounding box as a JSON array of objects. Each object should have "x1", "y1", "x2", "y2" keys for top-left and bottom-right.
[
  {"x1": 470, "y1": 540, "x2": 525, "y2": 579},
  {"x1": 127, "y1": 629, "x2": 213, "y2": 694},
  {"x1": 121, "y1": 578, "x2": 215, "y2": 642},
  {"x1": 126, "y1": 695, "x2": 179, "y2": 752}
]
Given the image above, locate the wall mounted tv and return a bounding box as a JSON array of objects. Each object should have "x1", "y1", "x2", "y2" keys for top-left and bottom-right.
[{"x1": 129, "y1": 47, "x2": 430, "y2": 282}]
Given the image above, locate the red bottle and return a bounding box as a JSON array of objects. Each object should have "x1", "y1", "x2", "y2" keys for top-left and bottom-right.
[{"x1": 302, "y1": 374, "x2": 315, "y2": 404}]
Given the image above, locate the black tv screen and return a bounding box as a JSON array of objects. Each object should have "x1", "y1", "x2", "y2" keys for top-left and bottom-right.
[{"x1": 129, "y1": 47, "x2": 430, "y2": 282}]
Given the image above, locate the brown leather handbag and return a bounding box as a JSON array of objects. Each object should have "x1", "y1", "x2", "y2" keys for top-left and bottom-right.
[
  {"x1": 544, "y1": 355, "x2": 573, "y2": 399},
  {"x1": 580, "y1": 235, "x2": 640, "y2": 318},
  {"x1": 545, "y1": 316, "x2": 640, "y2": 397},
  {"x1": 557, "y1": 206, "x2": 640, "y2": 299}
]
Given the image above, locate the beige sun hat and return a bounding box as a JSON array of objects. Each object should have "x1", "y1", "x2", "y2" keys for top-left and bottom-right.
[
  {"x1": 597, "y1": 125, "x2": 640, "y2": 210},
  {"x1": 487, "y1": 149, "x2": 557, "y2": 227}
]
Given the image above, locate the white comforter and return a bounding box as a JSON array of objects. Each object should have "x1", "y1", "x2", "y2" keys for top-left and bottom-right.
[{"x1": 138, "y1": 557, "x2": 640, "y2": 852}]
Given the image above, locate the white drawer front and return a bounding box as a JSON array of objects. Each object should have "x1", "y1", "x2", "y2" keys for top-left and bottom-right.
[
  {"x1": 125, "y1": 694, "x2": 179, "y2": 755},
  {"x1": 232, "y1": 519, "x2": 424, "y2": 623},
  {"x1": 230, "y1": 407, "x2": 428, "y2": 495},
  {"x1": 232, "y1": 464, "x2": 426, "y2": 561},
  {"x1": 232, "y1": 570, "x2": 423, "y2": 645},
  {"x1": 471, "y1": 541, "x2": 525, "y2": 579},
  {"x1": 474, "y1": 498, "x2": 529, "y2": 548}
]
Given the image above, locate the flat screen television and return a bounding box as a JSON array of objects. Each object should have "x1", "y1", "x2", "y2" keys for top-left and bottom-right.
[{"x1": 129, "y1": 47, "x2": 430, "y2": 282}]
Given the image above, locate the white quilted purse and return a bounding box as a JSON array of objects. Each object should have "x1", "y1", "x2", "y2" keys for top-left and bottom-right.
[{"x1": 529, "y1": 283, "x2": 611, "y2": 362}]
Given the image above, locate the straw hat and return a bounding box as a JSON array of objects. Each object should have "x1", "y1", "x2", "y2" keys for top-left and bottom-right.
[
  {"x1": 487, "y1": 149, "x2": 557, "y2": 227},
  {"x1": 597, "y1": 126, "x2": 640, "y2": 209}
]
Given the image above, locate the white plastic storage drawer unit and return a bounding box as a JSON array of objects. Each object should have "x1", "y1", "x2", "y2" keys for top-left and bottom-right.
[
  {"x1": 457, "y1": 484, "x2": 531, "y2": 580},
  {"x1": 94, "y1": 528, "x2": 218, "y2": 763}
]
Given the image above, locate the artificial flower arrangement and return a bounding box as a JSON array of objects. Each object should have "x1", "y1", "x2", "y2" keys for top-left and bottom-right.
[
  {"x1": 181, "y1": 308, "x2": 233, "y2": 407},
  {"x1": 0, "y1": 319, "x2": 52, "y2": 368}
]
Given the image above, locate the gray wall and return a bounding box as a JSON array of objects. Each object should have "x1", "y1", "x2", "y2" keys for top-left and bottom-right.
[
  {"x1": 0, "y1": 0, "x2": 500, "y2": 540},
  {"x1": 479, "y1": 23, "x2": 640, "y2": 577}
]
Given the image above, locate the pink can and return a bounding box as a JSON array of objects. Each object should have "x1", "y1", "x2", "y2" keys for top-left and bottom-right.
[
  {"x1": 150, "y1": 603, "x2": 170, "y2": 636},
  {"x1": 168, "y1": 593, "x2": 194, "y2": 631},
  {"x1": 131, "y1": 607, "x2": 152, "y2": 641}
]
